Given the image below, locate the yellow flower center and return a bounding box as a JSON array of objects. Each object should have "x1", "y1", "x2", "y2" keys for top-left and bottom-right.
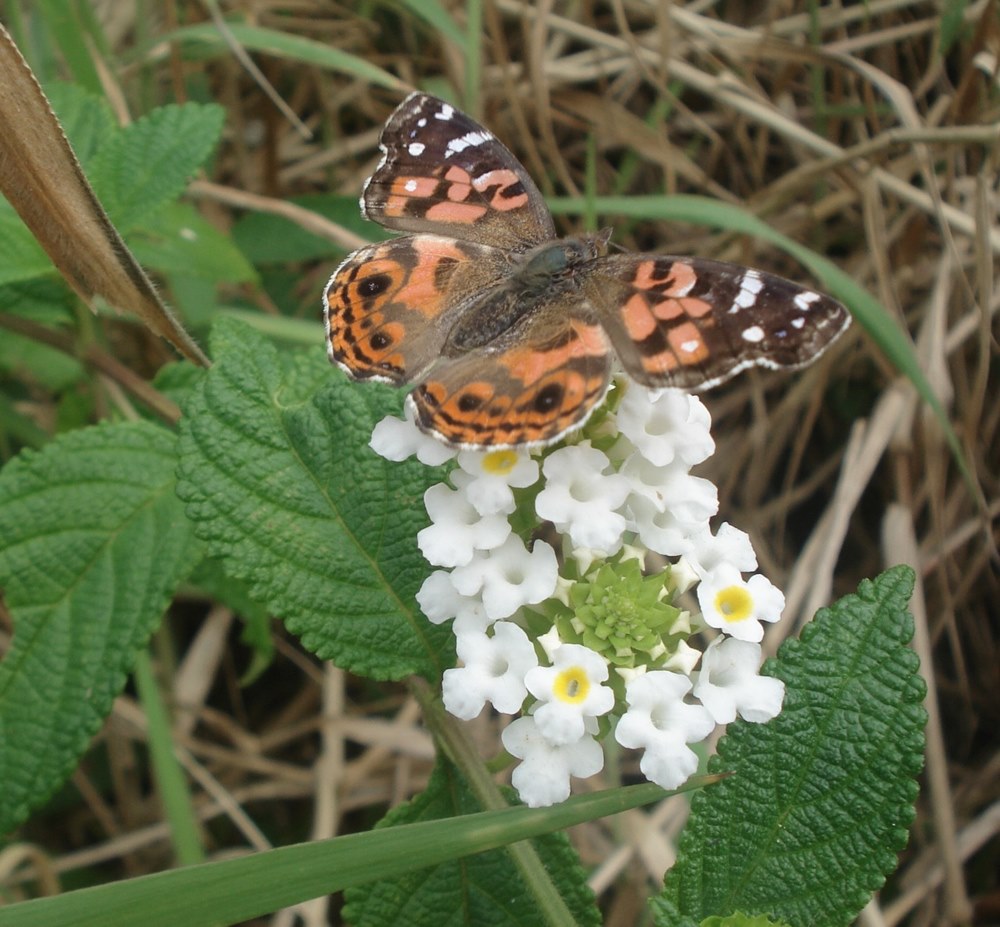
[
  {"x1": 715, "y1": 585, "x2": 753, "y2": 624},
  {"x1": 554, "y1": 667, "x2": 590, "y2": 704},
  {"x1": 482, "y1": 449, "x2": 519, "y2": 475}
]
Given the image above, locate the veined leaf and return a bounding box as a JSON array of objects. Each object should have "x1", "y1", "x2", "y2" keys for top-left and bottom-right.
[
  {"x1": 89, "y1": 102, "x2": 225, "y2": 235},
  {"x1": 656, "y1": 566, "x2": 924, "y2": 927},
  {"x1": 0, "y1": 421, "x2": 203, "y2": 835},
  {"x1": 176, "y1": 319, "x2": 452, "y2": 681}
]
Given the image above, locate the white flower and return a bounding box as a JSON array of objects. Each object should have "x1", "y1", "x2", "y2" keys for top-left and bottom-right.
[
  {"x1": 454, "y1": 449, "x2": 539, "y2": 516},
  {"x1": 696, "y1": 568, "x2": 785, "y2": 643},
  {"x1": 524, "y1": 644, "x2": 616, "y2": 745},
  {"x1": 502, "y1": 715, "x2": 605, "y2": 807},
  {"x1": 614, "y1": 671, "x2": 715, "y2": 790},
  {"x1": 534, "y1": 443, "x2": 630, "y2": 554},
  {"x1": 615, "y1": 387, "x2": 715, "y2": 468},
  {"x1": 627, "y1": 471, "x2": 718, "y2": 557},
  {"x1": 416, "y1": 570, "x2": 491, "y2": 634},
  {"x1": 622, "y1": 455, "x2": 717, "y2": 515},
  {"x1": 451, "y1": 535, "x2": 558, "y2": 621},
  {"x1": 681, "y1": 522, "x2": 758, "y2": 581},
  {"x1": 417, "y1": 483, "x2": 510, "y2": 568},
  {"x1": 693, "y1": 637, "x2": 785, "y2": 724},
  {"x1": 369, "y1": 409, "x2": 457, "y2": 466},
  {"x1": 441, "y1": 622, "x2": 538, "y2": 719}
]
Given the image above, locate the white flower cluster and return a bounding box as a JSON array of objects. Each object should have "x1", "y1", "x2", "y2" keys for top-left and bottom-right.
[{"x1": 370, "y1": 384, "x2": 786, "y2": 807}]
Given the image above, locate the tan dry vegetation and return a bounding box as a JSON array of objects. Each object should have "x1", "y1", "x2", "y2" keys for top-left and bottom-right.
[{"x1": 1, "y1": 1, "x2": 998, "y2": 925}]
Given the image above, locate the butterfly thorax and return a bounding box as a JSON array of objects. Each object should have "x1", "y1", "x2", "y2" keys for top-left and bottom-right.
[{"x1": 444, "y1": 232, "x2": 611, "y2": 354}]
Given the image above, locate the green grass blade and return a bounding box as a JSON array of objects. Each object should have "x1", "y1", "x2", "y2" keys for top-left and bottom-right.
[
  {"x1": 134, "y1": 650, "x2": 204, "y2": 867},
  {"x1": 165, "y1": 22, "x2": 406, "y2": 92},
  {"x1": 395, "y1": 0, "x2": 465, "y2": 48},
  {"x1": 1, "y1": 781, "x2": 702, "y2": 927}
]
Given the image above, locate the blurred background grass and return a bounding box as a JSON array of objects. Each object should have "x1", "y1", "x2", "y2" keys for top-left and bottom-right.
[{"x1": 0, "y1": 1, "x2": 997, "y2": 924}]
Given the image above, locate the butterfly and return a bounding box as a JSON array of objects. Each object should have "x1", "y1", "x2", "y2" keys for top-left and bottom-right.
[{"x1": 323, "y1": 92, "x2": 850, "y2": 449}]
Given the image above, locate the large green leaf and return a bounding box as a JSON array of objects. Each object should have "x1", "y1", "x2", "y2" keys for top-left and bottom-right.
[
  {"x1": 0, "y1": 421, "x2": 202, "y2": 835},
  {"x1": 176, "y1": 319, "x2": 452, "y2": 680},
  {"x1": 656, "y1": 566, "x2": 924, "y2": 927}
]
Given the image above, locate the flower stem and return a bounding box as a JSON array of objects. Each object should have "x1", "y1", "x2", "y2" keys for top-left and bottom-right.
[{"x1": 410, "y1": 677, "x2": 581, "y2": 927}]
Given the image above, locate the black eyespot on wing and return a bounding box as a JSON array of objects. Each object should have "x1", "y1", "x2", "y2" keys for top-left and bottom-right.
[
  {"x1": 370, "y1": 330, "x2": 393, "y2": 350},
  {"x1": 458, "y1": 392, "x2": 484, "y2": 412},
  {"x1": 359, "y1": 274, "x2": 391, "y2": 297},
  {"x1": 533, "y1": 383, "x2": 563, "y2": 413}
]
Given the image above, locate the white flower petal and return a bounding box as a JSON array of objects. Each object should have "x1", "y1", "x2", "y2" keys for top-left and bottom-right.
[
  {"x1": 524, "y1": 644, "x2": 615, "y2": 745},
  {"x1": 455, "y1": 449, "x2": 539, "y2": 516},
  {"x1": 693, "y1": 636, "x2": 785, "y2": 724},
  {"x1": 417, "y1": 483, "x2": 511, "y2": 567},
  {"x1": 451, "y1": 536, "x2": 558, "y2": 620},
  {"x1": 682, "y1": 522, "x2": 758, "y2": 581},
  {"x1": 535, "y1": 443, "x2": 630, "y2": 555},
  {"x1": 441, "y1": 622, "x2": 538, "y2": 719},
  {"x1": 369, "y1": 409, "x2": 457, "y2": 465},
  {"x1": 696, "y1": 568, "x2": 785, "y2": 642},
  {"x1": 416, "y1": 570, "x2": 491, "y2": 633},
  {"x1": 614, "y1": 671, "x2": 715, "y2": 790},
  {"x1": 502, "y1": 716, "x2": 604, "y2": 807},
  {"x1": 615, "y1": 386, "x2": 715, "y2": 468}
]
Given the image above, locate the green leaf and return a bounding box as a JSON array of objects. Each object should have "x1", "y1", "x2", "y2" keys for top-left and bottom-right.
[
  {"x1": 89, "y1": 102, "x2": 225, "y2": 235},
  {"x1": 129, "y1": 202, "x2": 258, "y2": 284},
  {"x1": 393, "y1": 0, "x2": 465, "y2": 48},
  {"x1": 345, "y1": 760, "x2": 600, "y2": 926},
  {"x1": 44, "y1": 81, "x2": 116, "y2": 170},
  {"x1": 0, "y1": 206, "x2": 54, "y2": 285},
  {"x1": 0, "y1": 421, "x2": 203, "y2": 835},
  {"x1": 938, "y1": 0, "x2": 968, "y2": 54},
  {"x1": 176, "y1": 318, "x2": 452, "y2": 681},
  {"x1": 231, "y1": 193, "x2": 388, "y2": 264},
  {"x1": 657, "y1": 566, "x2": 924, "y2": 927}
]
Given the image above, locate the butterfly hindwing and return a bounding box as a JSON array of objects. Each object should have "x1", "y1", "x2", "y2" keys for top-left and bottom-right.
[{"x1": 408, "y1": 292, "x2": 613, "y2": 448}]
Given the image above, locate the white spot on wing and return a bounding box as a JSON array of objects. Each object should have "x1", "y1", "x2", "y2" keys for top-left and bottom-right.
[
  {"x1": 404, "y1": 179, "x2": 418, "y2": 192},
  {"x1": 794, "y1": 291, "x2": 821, "y2": 310},
  {"x1": 742, "y1": 325, "x2": 765, "y2": 343},
  {"x1": 791, "y1": 317, "x2": 806, "y2": 329},
  {"x1": 417, "y1": 117, "x2": 427, "y2": 127},
  {"x1": 734, "y1": 269, "x2": 764, "y2": 309},
  {"x1": 408, "y1": 142, "x2": 425, "y2": 156},
  {"x1": 435, "y1": 104, "x2": 454, "y2": 121},
  {"x1": 680, "y1": 339, "x2": 702, "y2": 354},
  {"x1": 445, "y1": 130, "x2": 493, "y2": 158}
]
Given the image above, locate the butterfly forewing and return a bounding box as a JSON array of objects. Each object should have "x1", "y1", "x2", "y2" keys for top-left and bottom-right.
[
  {"x1": 588, "y1": 255, "x2": 851, "y2": 391},
  {"x1": 361, "y1": 93, "x2": 555, "y2": 251}
]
